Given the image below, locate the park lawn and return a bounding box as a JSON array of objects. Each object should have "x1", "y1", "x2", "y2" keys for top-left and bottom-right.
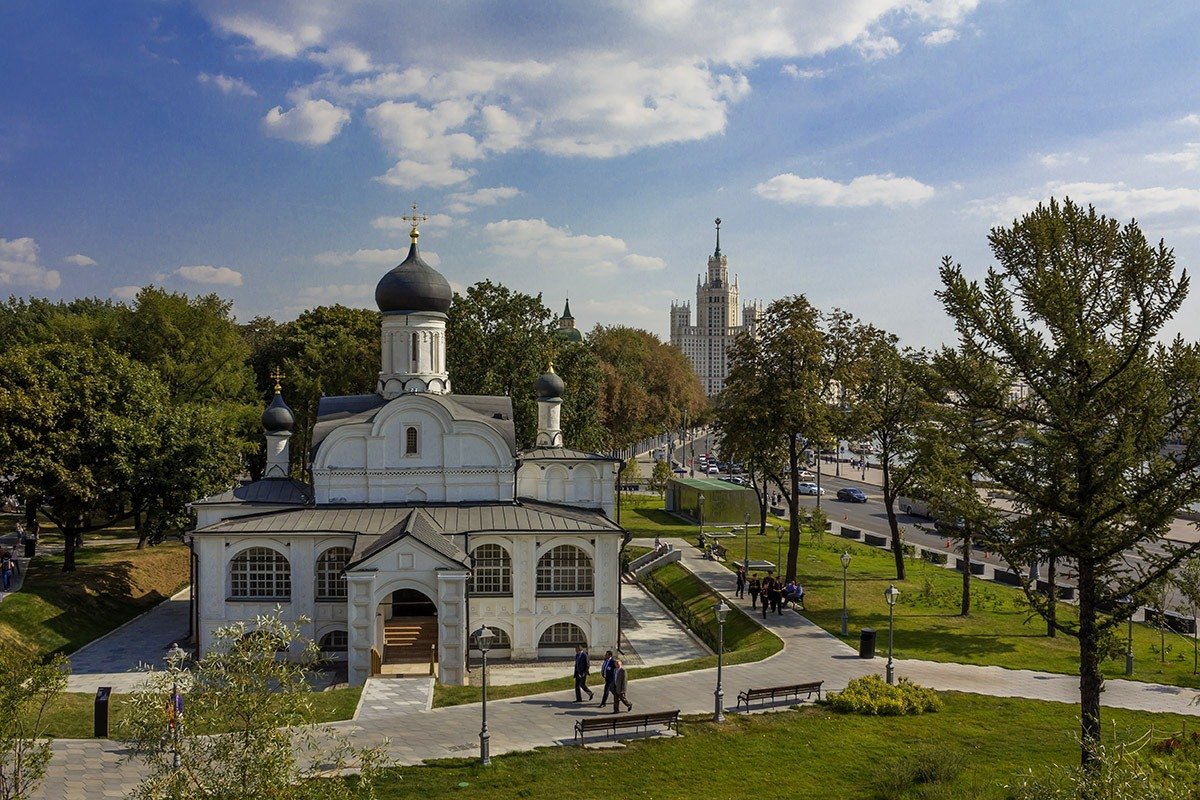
[
  {"x1": 620, "y1": 495, "x2": 1200, "y2": 688},
  {"x1": 434, "y1": 561, "x2": 783, "y2": 708},
  {"x1": 0, "y1": 537, "x2": 190, "y2": 658},
  {"x1": 38, "y1": 685, "x2": 363, "y2": 739},
  {"x1": 377, "y1": 692, "x2": 1200, "y2": 799}
]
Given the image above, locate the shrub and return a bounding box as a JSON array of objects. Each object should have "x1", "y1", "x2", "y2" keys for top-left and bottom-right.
[
  {"x1": 828, "y1": 674, "x2": 941, "y2": 716},
  {"x1": 1008, "y1": 740, "x2": 1185, "y2": 800},
  {"x1": 872, "y1": 746, "x2": 965, "y2": 800}
]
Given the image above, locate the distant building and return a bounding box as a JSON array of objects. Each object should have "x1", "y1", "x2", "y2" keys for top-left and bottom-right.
[
  {"x1": 554, "y1": 299, "x2": 583, "y2": 343},
  {"x1": 670, "y1": 219, "x2": 762, "y2": 396}
]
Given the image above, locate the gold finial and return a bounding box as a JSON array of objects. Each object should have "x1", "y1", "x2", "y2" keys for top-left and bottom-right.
[
  {"x1": 547, "y1": 358, "x2": 556, "y2": 374},
  {"x1": 270, "y1": 367, "x2": 285, "y2": 394},
  {"x1": 401, "y1": 201, "x2": 429, "y2": 244}
]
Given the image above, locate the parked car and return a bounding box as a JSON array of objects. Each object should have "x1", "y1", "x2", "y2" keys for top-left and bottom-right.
[
  {"x1": 797, "y1": 482, "x2": 824, "y2": 495},
  {"x1": 836, "y1": 487, "x2": 868, "y2": 503},
  {"x1": 707, "y1": 465, "x2": 719, "y2": 474},
  {"x1": 798, "y1": 470, "x2": 815, "y2": 481}
]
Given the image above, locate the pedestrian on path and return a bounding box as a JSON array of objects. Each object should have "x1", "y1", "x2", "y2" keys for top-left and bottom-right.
[
  {"x1": 735, "y1": 566, "x2": 746, "y2": 599},
  {"x1": 598, "y1": 650, "x2": 616, "y2": 706},
  {"x1": 748, "y1": 574, "x2": 761, "y2": 609},
  {"x1": 611, "y1": 658, "x2": 632, "y2": 713},
  {"x1": 573, "y1": 645, "x2": 594, "y2": 702},
  {"x1": 761, "y1": 576, "x2": 774, "y2": 619},
  {"x1": 1, "y1": 551, "x2": 12, "y2": 590}
]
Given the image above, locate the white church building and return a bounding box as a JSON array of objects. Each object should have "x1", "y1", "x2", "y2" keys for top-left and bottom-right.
[{"x1": 188, "y1": 219, "x2": 624, "y2": 687}]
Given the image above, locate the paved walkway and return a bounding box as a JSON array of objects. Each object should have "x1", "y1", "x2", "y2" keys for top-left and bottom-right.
[
  {"x1": 67, "y1": 588, "x2": 192, "y2": 692},
  {"x1": 34, "y1": 536, "x2": 1200, "y2": 798}
]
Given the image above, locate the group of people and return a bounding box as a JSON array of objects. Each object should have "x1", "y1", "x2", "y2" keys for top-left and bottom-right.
[
  {"x1": 738, "y1": 569, "x2": 803, "y2": 617},
  {"x1": 574, "y1": 645, "x2": 632, "y2": 713}
]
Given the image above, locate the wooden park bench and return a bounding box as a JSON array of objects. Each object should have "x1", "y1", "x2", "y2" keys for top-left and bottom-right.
[
  {"x1": 710, "y1": 543, "x2": 728, "y2": 561},
  {"x1": 574, "y1": 709, "x2": 680, "y2": 745},
  {"x1": 736, "y1": 681, "x2": 823, "y2": 711}
]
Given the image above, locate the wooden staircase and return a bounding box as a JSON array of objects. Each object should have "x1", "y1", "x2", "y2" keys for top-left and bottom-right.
[{"x1": 380, "y1": 616, "x2": 438, "y2": 677}]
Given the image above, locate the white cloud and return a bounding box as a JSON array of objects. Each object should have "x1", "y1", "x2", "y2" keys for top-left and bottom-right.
[
  {"x1": 111, "y1": 285, "x2": 142, "y2": 301},
  {"x1": 63, "y1": 253, "x2": 97, "y2": 267},
  {"x1": 210, "y1": 13, "x2": 322, "y2": 58},
  {"x1": 197, "y1": 72, "x2": 257, "y2": 97},
  {"x1": 445, "y1": 186, "x2": 521, "y2": 214},
  {"x1": 483, "y1": 218, "x2": 662, "y2": 277},
  {"x1": 375, "y1": 160, "x2": 474, "y2": 188},
  {"x1": 175, "y1": 265, "x2": 244, "y2": 286},
  {"x1": 314, "y1": 247, "x2": 440, "y2": 267},
  {"x1": 1040, "y1": 151, "x2": 1090, "y2": 168},
  {"x1": 371, "y1": 213, "x2": 455, "y2": 233},
  {"x1": 0, "y1": 237, "x2": 60, "y2": 290},
  {"x1": 1177, "y1": 113, "x2": 1200, "y2": 126},
  {"x1": 309, "y1": 45, "x2": 372, "y2": 73},
  {"x1": 781, "y1": 64, "x2": 827, "y2": 79},
  {"x1": 971, "y1": 181, "x2": 1200, "y2": 224},
  {"x1": 755, "y1": 172, "x2": 935, "y2": 207},
  {"x1": 261, "y1": 99, "x2": 351, "y2": 145},
  {"x1": 1147, "y1": 143, "x2": 1200, "y2": 171},
  {"x1": 921, "y1": 27, "x2": 959, "y2": 46},
  {"x1": 856, "y1": 33, "x2": 901, "y2": 61},
  {"x1": 366, "y1": 100, "x2": 481, "y2": 187}
]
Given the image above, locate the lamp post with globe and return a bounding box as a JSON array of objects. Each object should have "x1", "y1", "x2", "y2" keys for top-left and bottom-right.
[
  {"x1": 713, "y1": 601, "x2": 729, "y2": 722},
  {"x1": 840, "y1": 552, "x2": 852, "y2": 636},
  {"x1": 472, "y1": 626, "x2": 495, "y2": 766},
  {"x1": 884, "y1": 585, "x2": 900, "y2": 684}
]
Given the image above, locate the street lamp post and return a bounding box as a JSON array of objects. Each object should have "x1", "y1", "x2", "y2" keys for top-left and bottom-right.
[
  {"x1": 840, "y1": 552, "x2": 852, "y2": 637},
  {"x1": 714, "y1": 601, "x2": 729, "y2": 722},
  {"x1": 166, "y1": 642, "x2": 186, "y2": 770},
  {"x1": 776, "y1": 527, "x2": 784, "y2": 570},
  {"x1": 743, "y1": 512, "x2": 750, "y2": 578},
  {"x1": 472, "y1": 626, "x2": 495, "y2": 766},
  {"x1": 884, "y1": 585, "x2": 900, "y2": 684},
  {"x1": 1123, "y1": 595, "x2": 1134, "y2": 676},
  {"x1": 698, "y1": 494, "x2": 705, "y2": 548}
]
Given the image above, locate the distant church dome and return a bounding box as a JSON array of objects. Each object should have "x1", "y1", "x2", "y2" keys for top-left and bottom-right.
[
  {"x1": 534, "y1": 367, "x2": 565, "y2": 400},
  {"x1": 262, "y1": 390, "x2": 295, "y2": 433},
  {"x1": 375, "y1": 231, "x2": 452, "y2": 315},
  {"x1": 555, "y1": 298, "x2": 583, "y2": 343}
]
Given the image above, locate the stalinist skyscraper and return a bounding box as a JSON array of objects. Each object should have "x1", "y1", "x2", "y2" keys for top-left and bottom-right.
[{"x1": 670, "y1": 219, "x2": 762, "y2": 396}]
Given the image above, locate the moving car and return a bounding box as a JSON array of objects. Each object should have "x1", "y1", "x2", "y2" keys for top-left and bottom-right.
[
  {"x1": 797, "y1": 482, "x2": 824, "y2": 495},
  {"x1": 836, "y1": 487, "x2": 868, "y2": 503}
]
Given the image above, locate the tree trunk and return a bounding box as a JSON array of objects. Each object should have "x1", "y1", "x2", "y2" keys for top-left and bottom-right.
[
  {"x1": 961, "y1": 529, "x2": 972, "y2": 616},
  {"x1": 62, "y1": 526, "x2": 78, "y2": 572},
  {"x1": 1077, "y1": 563, "x2": 1102, "y2": 768},
  {"x1": 134, "y1": 503, "x2": 147, "y2": 550},
  {"x1": 786, "y1": 436, "x2": 800, "y2": 582},
  {"x1": 882, "y1": 465, "x2": 905, "y2": 581},
  {"x1": 1046, "y1": 554, "x2": 1057, "y2": 638}
]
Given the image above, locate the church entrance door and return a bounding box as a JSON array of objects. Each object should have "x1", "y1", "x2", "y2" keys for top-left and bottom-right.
[
  {"x1": 390, "y1": 588, "x2": 437, "y2": 617},
  {"x1": 380, "y1": 588, "x2": 438, "y2": 676}
]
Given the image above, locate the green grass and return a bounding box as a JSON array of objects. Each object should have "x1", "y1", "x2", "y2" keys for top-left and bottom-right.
[
  {"x1": 434, "y1": 561, "x2": 782, "y2": 708},
  {"x1": 376, "y1": 692, "x2": 1200, "y2": 798},
  {"x1": 620, "y1": 495, "x2": 1200, "y2": 689},
  {"x1": 38, "y1": 686, "x2": 363, "y2": 739},
  {"x1": 0, "y1": 537, "x2": 190, "y2": 658}
]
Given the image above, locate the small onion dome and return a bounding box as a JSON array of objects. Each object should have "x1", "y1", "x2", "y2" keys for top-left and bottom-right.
[
  {"x1": 534, "y1": 369, "x2": 565, "y2": 400},
  {"x1": 375, "y1": 240, "x2": 453, "y2": 314},
  {"x1": 262, "y1": 391, "x2": 295, "y2": 433}
]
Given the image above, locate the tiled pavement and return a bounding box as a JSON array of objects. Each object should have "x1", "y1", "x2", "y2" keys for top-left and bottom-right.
[
  {"x1": 356, "y1": 677, "x2": 434, "y2": 719},
  {"x1": 34, "y1": 537, "x2": 1200, "y2": 798},
  {"x1": 67, "y1": 588, "x2": 192, "y2": 693}
]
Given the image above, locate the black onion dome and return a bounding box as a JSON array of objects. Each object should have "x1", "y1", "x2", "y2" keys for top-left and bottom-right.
[
  {"x1": 534, "y1": 370, "x2": 565, "y2": 399},
  {"x1": 375, "y1": 242, "x2": 453, "y2": 314},
  {"x1": 262, "y1": 392, "x2": 295, "y2": 433}
]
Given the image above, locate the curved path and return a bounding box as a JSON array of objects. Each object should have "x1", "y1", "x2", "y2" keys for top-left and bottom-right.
[{"x1": 37, "y1": 537, "x2": 1200, "y2": 798}]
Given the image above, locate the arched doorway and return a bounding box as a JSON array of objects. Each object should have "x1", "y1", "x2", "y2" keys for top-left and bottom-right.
[{"x1": 378, "y1": 587, "x2": 438, "y2": 676}]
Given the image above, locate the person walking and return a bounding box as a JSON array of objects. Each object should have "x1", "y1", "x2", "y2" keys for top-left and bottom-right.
[
  {"x1": 735, "y1": 566, "x2": 746, "y2": 599},
  {"x1": 748, "y1": 574, "x2": 761, "y2": 609},
  {"x1": 1, "y1": 551, "x2": 11, "y2": 591},
  {"x1": 761, "y1": 576, "x2": 773, "y2": 619},
  {"x1": 611, "y1": 658, "x2": 632, "y2": 713},
  {"x1": 573, "y1": 644, "x2": 594, "y2": 702},
  {"x1": 598, "y1": 649, "x2": 616, "y2": 707}
]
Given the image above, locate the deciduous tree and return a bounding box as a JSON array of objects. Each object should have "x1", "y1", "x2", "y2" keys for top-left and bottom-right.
[{"x1": 0, "y1": 648, "x2": 67, "y2": 800}]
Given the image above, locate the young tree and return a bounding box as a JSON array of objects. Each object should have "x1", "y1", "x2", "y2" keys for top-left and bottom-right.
[
  {"x1": 124, "y1": 612, "x2": 386, "y2": 800},
  {"x1": 0, "y1": 648, "x2": 68, "y2": 800},
  {"x1": 621, "y1": 457, "x2": 644, "y2": 488},
  {"x1": 1176, "y1": 556, "x2": 1200, "y2": 673},
  {"x1": 649, "y1": 459, "x2": 673, "y2": 497},
  {"x1": 935, "y1": 198, "x2": 1200, "y2": 766}
]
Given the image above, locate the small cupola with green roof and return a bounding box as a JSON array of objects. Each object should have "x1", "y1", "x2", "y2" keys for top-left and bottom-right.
[{"x1": 554, "y1": 298, "x2": 583, "y2": 342}]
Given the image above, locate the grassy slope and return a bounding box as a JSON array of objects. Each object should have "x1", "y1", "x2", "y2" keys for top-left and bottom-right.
[
  {"x1": 621, "y1": 496, "x2": 1200, "y2": 688},
  {"x1": 0, "y1": 535, "x2": 190, "y2": 658},
  {"x1": 377, "y1": 693, "x2": 1200, "y2": 799}
]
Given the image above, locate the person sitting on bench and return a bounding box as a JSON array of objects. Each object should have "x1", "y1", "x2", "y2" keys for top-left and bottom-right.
[{"x1": 784, "y1": 579, "x2": 804, "y2": 609}]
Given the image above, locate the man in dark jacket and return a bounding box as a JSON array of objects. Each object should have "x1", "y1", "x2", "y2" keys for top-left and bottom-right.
[
  {"x1": 598, "y1": 649, "x2": 617, "y2": 706},
  {"x1": 574, "y1": 644, "x2": 594, "y2": 702},
  {"x1": 611, "y1": 658, "x2": 632, "y2": 713}
]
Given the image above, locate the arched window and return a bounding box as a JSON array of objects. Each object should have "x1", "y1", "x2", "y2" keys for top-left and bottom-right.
[
  {"x1": 405, "y1": 426, "x2": 418, "y2": 455},
  {"x1": 411, "y1": 332, "x2": 419, "y2": 371},
  {"x1": 319, "y1": 630, "x2": 348, "y2": 653},
  {"x1": 536, "y1": 545, "x2": 593, "y2": 594},
  {"x1": 315, "y1": 547, "x2": 351, "y2": 600},
  {"x1": 469, "y1": 544, "x2": 512, "y2": 595},
  {"x1": 538, "y1": 622, "x2": 586, "y2": 646},
  {"x1": 229, "y1": 547, "x2": 291, "y2": 600},
  {"x1": 471, "y1": 626, "x2": 511, "y2": 649}
]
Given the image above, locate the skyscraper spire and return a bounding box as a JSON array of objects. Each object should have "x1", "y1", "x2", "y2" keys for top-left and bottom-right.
[{"x1": 714, "y1": 217, "x2": 722, "y2": 257}]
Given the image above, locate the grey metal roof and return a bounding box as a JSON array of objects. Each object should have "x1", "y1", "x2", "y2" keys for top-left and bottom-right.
[
  {"x1": 518, "y1": 447, "x2": 621, "y2": 463},
  {"x1": 192, "y1": 478, "x2": 312, "y2": 507},
  {"x1": 311, "y1": 393, "x2": 516, "y2": 454},
  {"x1": 349, "y1": 509, "x2": 470, "y2": 568}
]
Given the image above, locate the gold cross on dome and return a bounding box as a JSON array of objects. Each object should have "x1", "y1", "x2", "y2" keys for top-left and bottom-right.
[
  {"x1": 402, "y1": 202, "x2": 429, "y2": 242},
  {"x1": 270, "y1": 367, "x2": 285, "y2": 393}
]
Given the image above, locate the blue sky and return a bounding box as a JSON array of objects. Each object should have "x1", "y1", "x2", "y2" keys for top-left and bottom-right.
[{"x1": 3, "y1": 1, "x2": 1200, "y2": 348}]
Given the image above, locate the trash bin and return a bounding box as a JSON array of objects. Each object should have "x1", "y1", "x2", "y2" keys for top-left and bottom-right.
[
  {"x1": 23, "y1": 538, "x2": 35, "y2": 558},
  {"x1": 859, "y1": 628, "x2": 877, "y2": 659},
  {"x1": 95, "y1": 686, "x2": 112, "y2": 738}
]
